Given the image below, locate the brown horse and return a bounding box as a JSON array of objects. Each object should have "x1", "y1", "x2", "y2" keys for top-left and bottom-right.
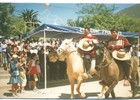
[
  {"x1": 92, "y1": 43, "x2": 139, "y2": 98},
  {"x1": 57, "y1": 39, "x2": 88, "y2": 98}
]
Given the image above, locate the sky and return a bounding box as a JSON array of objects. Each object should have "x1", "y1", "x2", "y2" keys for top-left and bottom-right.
[{"x1": 14, "y1": 3, "x2": 135, "y2": 25}]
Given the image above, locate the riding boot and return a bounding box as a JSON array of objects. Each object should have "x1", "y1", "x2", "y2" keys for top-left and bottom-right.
[
  {"x1": 83, "y1": 55, "x2": 92, "y2": 78},
  {"x1": 123, "y1": 61, "x2": 131, "y2": 86}
]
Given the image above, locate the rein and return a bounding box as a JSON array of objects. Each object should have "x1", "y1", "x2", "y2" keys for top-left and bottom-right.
[
  {"x1": 68, "y1": 50, "x2": 77, "y2": 56},
  {"x1": 59, "y1": 41, "x2": 77, "y2": 57},
  {"x1": 96, "y1": 47, "x2": 113, "y2": 68}
]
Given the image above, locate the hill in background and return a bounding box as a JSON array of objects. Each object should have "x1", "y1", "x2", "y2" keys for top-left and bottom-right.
[{"x1": 117, "y1": 4, "x2": 140, "y2": 19}]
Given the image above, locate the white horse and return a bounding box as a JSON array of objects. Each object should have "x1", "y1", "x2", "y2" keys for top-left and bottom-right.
[{"x1": 57, "y1": 39, "x2": 89, "y2": 98}]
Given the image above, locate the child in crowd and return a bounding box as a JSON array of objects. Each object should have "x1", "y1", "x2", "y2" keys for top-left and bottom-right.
[
  {"x1": 36, "y1": 60, "x2": 41, "y2": 88},
  {"x1": 8, "y1": 54, "x2": 21, "y2": 97},
  {"x1": 18, "y1": 59, "x2": 27, "y2": 94},
  {"x1": 28, "y1": 53, "x2": 38, "y2": 90}
]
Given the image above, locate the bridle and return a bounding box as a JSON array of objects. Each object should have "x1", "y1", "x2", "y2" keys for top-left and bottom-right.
[
  {"x1": 96, "y1": 46, "x2": 113, "y2": 69},
  {"x1": 58, "y1": 41, "x2": 76, "y2": 56}
]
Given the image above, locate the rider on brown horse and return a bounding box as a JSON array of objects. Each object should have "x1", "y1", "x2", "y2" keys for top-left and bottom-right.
[
  {"x1": 78, "y1": 26, "x2": 99, "y2": 79},
  {"x1": 107, "y1": 28, "x2": 132, "y2": 86}
]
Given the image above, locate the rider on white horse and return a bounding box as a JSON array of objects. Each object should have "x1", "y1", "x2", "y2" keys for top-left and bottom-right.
[{"x1": 78, "y1": 26, "x2": 99, "y2": 79}]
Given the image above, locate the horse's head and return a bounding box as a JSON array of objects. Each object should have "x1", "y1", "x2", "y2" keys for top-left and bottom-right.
[
  {"x1": 57, "y1": 38, "x2": 74, "y2": 58},
  {"x1": 94, "y1": 43, "x2": 111, "y2": 71}
]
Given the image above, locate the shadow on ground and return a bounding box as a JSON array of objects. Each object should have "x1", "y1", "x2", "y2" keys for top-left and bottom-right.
[
  {"x1": 3, "y1": 92, "x2": 12, "y2": 97},
  {"x1": 58, "y1": 92, "x2": 100, "y2": 98}
]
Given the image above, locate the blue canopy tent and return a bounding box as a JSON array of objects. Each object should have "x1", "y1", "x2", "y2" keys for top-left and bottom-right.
[
  {"x1": 22, "y1": 23, "x2": 84, "y2": 39},
  {"x1": 121, "y1": 32, "x2": 139, "y2": 37},
  {"x1": 22, "y1": 23, "x2": 138, "y2": 40}
]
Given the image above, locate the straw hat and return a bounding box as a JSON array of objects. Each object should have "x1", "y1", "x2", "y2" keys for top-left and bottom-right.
[
  {"x1": 78, "y1": 38, "x2": 94, "y2": 51},
  {"x1": 112, "y1": 49, "x2": 131, "y2": 61}
]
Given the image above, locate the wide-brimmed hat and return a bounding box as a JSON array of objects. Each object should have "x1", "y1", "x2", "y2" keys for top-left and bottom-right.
[
  {"x1": 78, "y1": 38, "x2": 94, "y2": 51},
  {"x1": 112, "y1": 49, "x2": 131, "y2": 61}
]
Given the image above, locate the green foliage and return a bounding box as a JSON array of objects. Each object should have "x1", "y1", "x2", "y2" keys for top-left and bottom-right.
[
  {"x1": 76, "y1": 4, "x2": 116, "y2": 16},
  {"x1": 0, "y1": 3, "x2": 15, "y2": 35},
  {"x1": 129, "y1": 18, "x2": 140, "y2": 33},
  {"x1": 117, "y1": 4, "x2": 140, "y2": 33},
  {"x1": 67, "y1": 4, "x2": 140, "y2": 34},
  {"x1": 8, "y1": 17, "x2": 25, "y2": 36},
  {"x1": 0, "y1": 4, "x2": 41, "y2": 36},
  {"x1": 19, "y1": 9, "x2": 40, "y2": 33}
]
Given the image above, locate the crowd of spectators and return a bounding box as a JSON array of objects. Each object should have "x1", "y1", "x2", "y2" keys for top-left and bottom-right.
[{"x1": 0, "y1": 36, "x2": 69, "y2": 97}]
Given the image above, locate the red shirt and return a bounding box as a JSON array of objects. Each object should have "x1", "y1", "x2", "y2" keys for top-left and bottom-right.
[
  {"x1": 29, "y1": 60, "x2": 37, "y2": 74},
  {"x1": 107, "y1": 36, "x2": 131, "y2": 51},
  {"x1": 78, "y1": 34, "x2": 99, "y2": 57}
]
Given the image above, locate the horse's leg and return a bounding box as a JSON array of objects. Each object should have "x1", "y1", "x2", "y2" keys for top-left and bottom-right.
[
  {"x1": 129, "y1": 79, "x2": 136, "y2": 97},
  {"x1": 111, "y1": 89, "x2": 115, "y2": 98},
  {"x1": 69, "y1": 78, "x2": 75, "y2": 99},
  {"x1": 98, "y1": 85, "x2": 107, "y2": 97},
  {"x1": 76, "y1": 76, "x2": 86, "y2": 98},
  {"x1": 100, "y1": 85, "x2": 106, "y2": 97},
  {"x1": 105, "y1": 81, "x2": 118, "y2": 98},
  {"x1": 129, "y1": 57, "x2": 140, "y2": 97},
  {"x1": 98, "y1": 80, "x2": 108, "y2": 97}
]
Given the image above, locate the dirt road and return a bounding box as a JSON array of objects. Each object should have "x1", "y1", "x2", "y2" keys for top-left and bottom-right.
[{"x1": 0, "y1": 78, "x2": 140, "y2": 99}]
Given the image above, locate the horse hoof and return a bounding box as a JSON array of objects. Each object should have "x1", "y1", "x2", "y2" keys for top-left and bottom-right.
[
  {"x1": 71, "y1": 96, "x2": 74, "y2": 99},
  {"x1": 80, "y1": 95, "x2": 86, "y2": 98},
  {"x1": 123, "y1": 80, "x2": 130, "y2": 86},
  {"x1": 80, "y1": 92, "x2": 86, "y2": 98},
  {"x1": 132, "y1": 91, "x2": 136, "y2": 98},
  {"x1": 97, "y1": 94, "x2": 104, "y2": 98},
  {"x1": 105, "y1": 92, "x2": 109, "y2": 98}
]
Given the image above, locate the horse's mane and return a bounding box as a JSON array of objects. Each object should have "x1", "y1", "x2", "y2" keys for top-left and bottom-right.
[
  {"x1": 97, "y1": 42, "x2": 113, "y2": 61},
  {"x1": 100, "y1": 42, "x2": 112, "y2": 57}
]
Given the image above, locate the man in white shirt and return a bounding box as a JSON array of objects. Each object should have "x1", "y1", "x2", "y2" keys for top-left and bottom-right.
[{"x1": 30, "y1": 47, "x2": 38, "y2": 54}]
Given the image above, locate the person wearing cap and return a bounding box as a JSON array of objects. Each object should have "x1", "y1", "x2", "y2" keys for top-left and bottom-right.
[
  {"x1": 107, "y1": 28, "x2": 132, "y2": 86},
  {"x1": 8, "y1": 54, "x2": 21, "y2": 97},
  {"x1": 78, "y1": 26, "x2": 99, "y2": 79}
]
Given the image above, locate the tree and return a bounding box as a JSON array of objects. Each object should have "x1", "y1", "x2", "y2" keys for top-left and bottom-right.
[
  {"x1": 19, "y1": 9, "x2": 40, "y2": 32},
  {"x1": 8, "y1": 16, "x2": 25, "y2": 36},
  {"x1": 67, "y1": 4, "x2": 118, "y2": 29},
  {"x1": 129, "y1": 18, "x2": 140, "y2": 33},
  {"x1": 67, "y1": 3, "x2": 140, "y2": 35},
  {"x1": 0, "y1": 3, "x2": 15, "y2": 35}
]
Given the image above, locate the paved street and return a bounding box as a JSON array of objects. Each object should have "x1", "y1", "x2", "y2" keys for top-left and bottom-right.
[{"x1": 0, "y1": 67, "x2": 140, "y2": 99}]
